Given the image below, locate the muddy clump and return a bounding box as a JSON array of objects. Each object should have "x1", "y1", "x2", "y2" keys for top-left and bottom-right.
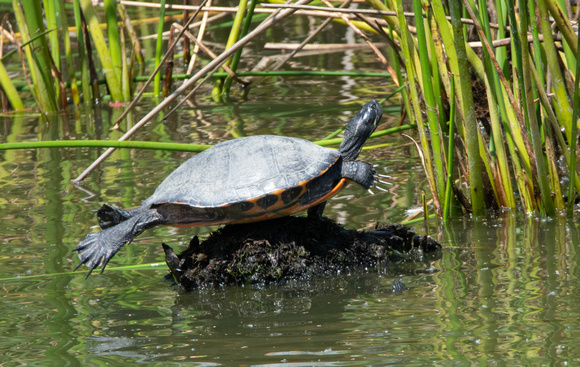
[{"x1": 162, "y1": 216, "x2": 441, "y2": 289}]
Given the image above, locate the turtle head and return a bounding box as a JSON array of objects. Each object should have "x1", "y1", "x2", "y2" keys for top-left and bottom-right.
[{"x1": 339, "y1": 99, "x2": 383, "y2": 161}]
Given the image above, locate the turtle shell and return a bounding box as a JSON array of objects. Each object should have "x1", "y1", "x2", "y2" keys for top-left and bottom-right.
[{"x1": 142, "y1": 135, "x2": 346, "y2": 226}]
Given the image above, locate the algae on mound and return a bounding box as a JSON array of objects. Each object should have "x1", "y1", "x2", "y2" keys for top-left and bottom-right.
[{"x1": 163, "y1": 216, "x2": 441, "y2": 289}]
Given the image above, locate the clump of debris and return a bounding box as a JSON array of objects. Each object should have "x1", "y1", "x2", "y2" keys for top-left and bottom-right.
[{"x1": 162, "y1": 215, "x2": 441, "y2": 290}]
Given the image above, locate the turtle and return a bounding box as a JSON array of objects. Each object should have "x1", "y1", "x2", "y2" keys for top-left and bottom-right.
[{"x1": 74, "y1": 100, "x2": 384, "y2": 276}]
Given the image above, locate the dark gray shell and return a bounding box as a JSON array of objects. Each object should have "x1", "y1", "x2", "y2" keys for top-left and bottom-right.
[{"x1": 142, "y1": 135, "x2": 340, "y2": 208}]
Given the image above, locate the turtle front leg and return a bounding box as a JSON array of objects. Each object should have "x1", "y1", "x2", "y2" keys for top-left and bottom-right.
[
  {"x1": 341, "y1": 161, "x2": 376, "y2": 189},
  {"x1": 74, "y1": 208, "x2": 162, "y2": 277}
]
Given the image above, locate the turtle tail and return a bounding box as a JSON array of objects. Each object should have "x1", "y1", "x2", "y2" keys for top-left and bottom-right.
[{"x1": 73, "y1": 208, "x2": 162, "y2": 278}]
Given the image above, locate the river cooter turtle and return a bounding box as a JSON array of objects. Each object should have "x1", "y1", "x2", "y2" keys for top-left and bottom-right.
[{"x1": 74, "y1": 100, "x2": 384, "y2": 276}]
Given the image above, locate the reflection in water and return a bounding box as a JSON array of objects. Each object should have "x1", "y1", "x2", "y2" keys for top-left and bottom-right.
[{"x1": 2, "y1": 106, "x2": 580, "y2": 365}]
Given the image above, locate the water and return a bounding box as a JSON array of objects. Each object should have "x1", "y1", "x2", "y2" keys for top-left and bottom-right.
[
  {"x1": 2, "y1": 96, "x2": 580, "y2": 365},
  {"x1": 2, "y1": 26, "x2": 580, "y2": 363}
]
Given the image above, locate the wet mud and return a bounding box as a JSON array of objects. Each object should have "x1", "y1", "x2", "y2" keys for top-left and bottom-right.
[{"x1": 162, "y1": 216, "x2": 441, "y2": 290}]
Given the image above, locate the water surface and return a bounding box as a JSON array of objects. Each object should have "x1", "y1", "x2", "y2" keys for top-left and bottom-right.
[{"x1": 2, "y1": 53, "x2": 580, "y2": 366}]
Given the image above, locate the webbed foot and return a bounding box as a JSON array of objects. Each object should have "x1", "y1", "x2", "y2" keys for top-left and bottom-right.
[{"x1": 73, "y1": 229, "x2": 123, "y2": 278}]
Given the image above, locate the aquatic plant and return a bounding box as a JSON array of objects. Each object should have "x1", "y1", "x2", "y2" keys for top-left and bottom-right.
[{"x1": 2, "y1": 0, "x2": 579, "y2": 219}]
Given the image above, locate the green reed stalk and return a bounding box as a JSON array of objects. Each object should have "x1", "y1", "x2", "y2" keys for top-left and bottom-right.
[
  {"x1": 443, "y1": 77, "x2": 456, "y2": 221},
  {"x1": 538, "y1": 0, "x2": 573, "y2": 141},
  {"x1": 555, "y1": 0, "x2": 576, "y2": 75},
  {"x1": 387, "y1": 24, "x2": 410, "y2": 115},
  {"x1": 567, "y1": 34, "x2": 580, "y2": 215},
  {"x1": 424, "y1": 13, "x2": 446, "y2": 130},
  {"x1": 412, "y1": 0, "x2": 445, "y2": 204},
  {"x1": 396, "y1": 0, "x2": 441, "y2": 214},
  {"x1": 12, "y1": 0, "x2": 58, "y2": 113},
  {"x1": 469, "y1": 0, "x2": 513, "y2": 207},
  {"x1": 212, "y1": 0, "x2": 247, "y2": 101},
  {"x1": 43, "y1": 0, "x2": 62, "y2": 108},
  {"x1": 486, "y1": 75, "x2": 515, "y2": 208},
  {"x1": 528, "y1": 56, "x2": 579, "y2": 199},
  {"x1": 528, "y1": 0, "x2": 544, "y2": 87},
  {"x1": 428, "y1": 9, "x2": 451, "y2": 98},
  {"x1": 0, "y1": 61, "x2": 24, "y2": 110},
  {"x1": 544, "y1": 0, "x2": 578, "y2": 55},
  {"x1": 13, "y1": 70, "x2": 397, "y2": 92},
  {"x1": 121, "y1": 25, "x2": 132, "y2": 101},
  {"x1": 494, "y1": 0, "x2": 508, "y2": 75},
  {"x1": 58, "y1": 0, "x2": 79, "y2": 106},
  {"x1": 0, "y1": 140, "x2": 212, "y2": 152},
  {"x1": 153, "y1": 0, "x2": 166, "y2": 97},
  {"x1": 104, "y1": 0, "x2": 122, "y2": 85},
  {"x1": 0, "y1": 123, "x2": 411, "y2": 151},
  {"x1": 519, "y1": 3, "x2": 556, "y2": 215},
  {"x1": 79, "y1": 0, "x2": 124, "y2": 102},
  {"x1": 449, "y1": 0, "x2": 485, "y2": 216},
  {"x1": 73, "y1": 0, "x2": 91, "y2": 103},
  {"x1": 222, "y1": 0, "x2": 258, "y2": 98},
  {"x1": 42, "y1": 0, "x2": 59, "y2": 72}
]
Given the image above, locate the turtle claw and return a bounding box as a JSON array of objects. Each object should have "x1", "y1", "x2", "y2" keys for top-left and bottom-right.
[
  {"x1": 376, "y1": 173, "x2": 396, "y2": 179},
  {"x1": 373, "y1": 184, "x2": 389, "y2": 192},
  {"x1": 73, "y1": 229, "x2": 125, "y2": 277}
]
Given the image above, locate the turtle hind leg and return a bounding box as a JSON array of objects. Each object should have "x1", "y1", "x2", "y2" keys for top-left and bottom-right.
[
  {"x1": 341, "y1": 161, "x2": 376, "y2": 189},
  {"x1": 307, "y1": 201, "x2": 327, "y2": 218},
  {"x1": 74, "y1": 209, "x2": 162, "y2": 277}
]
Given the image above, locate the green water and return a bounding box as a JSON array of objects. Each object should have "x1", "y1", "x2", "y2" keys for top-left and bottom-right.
[{"x1": 1, "y1": 96, "x2": 580, "y2": 365}]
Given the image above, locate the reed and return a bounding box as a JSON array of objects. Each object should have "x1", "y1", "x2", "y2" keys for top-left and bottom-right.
[
  {"x1": 72, "y1": 0, "x2": 92, "y2": 104},
  {"x1": 0, "y1": 60, "x2": 24, "y2": 110},
  {"x1": 153, "y1": 0, "x2": 167, "y2": 97},
  {"x1": 13, "y1": 0, "x2": 58, "y2": 113},
  {"x1": 211, "y1": 0, "x2": 248, "y2": 101},
  {"x1": 4, "y1": 0, "x2": 579, "y2": 220},
  {"x1": 222, "y1": 0, "x2": 258, "y2": 99},
  {"x1": 363, "y1": 0, "x2": 580, "y2": 218},
  {"x1": 79, "y1": 0, "x2": 124, "y2": 102}
]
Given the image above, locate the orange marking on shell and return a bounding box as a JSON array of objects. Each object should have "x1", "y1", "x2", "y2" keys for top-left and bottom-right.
[
  {"x1": 232, "y1": 178, "x2": 349, "y2": 224},
  {"x1": 167, "y1": 179, "x2": 349, "y2": 228}
]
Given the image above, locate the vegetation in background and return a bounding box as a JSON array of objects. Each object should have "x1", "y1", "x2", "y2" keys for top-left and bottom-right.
[{"x1": 1, "y1": 0, "x2": 579, "y2": 219}]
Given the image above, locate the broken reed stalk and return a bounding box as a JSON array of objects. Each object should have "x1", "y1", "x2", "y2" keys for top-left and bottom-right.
[
  {"x1": 74, "y1": 0, "x2": 311, "y2": 183},
  {"x1": 182, "y1": 0, "x2": 191, "y2": 66},
  {"x1": 162, "y1": 27, "x2": 175, "y2": 99},
  {"x1": 172, "y1": 24, "x2": 245, "y2": 83},
  {"x1": 184, "y1": 0, "x2": 212, "y2": 76}
]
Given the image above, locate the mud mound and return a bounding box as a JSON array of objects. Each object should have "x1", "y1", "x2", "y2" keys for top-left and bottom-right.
[{"x1": 162, "y1": 216, "x2": 441, "y2": 289}]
